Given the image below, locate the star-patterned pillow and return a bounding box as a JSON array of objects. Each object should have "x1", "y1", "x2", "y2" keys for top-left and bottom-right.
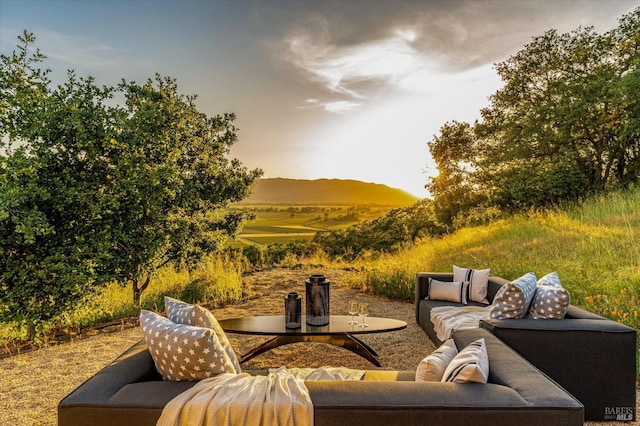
[
  {"x1": 526, "y1": 272, "x2": 570, "y2": 319},
  {"x1": 488, "y1": 272, "x2": 537, "y2": 319},
  {"x1": 164, "y1": 296, "x2": 241, "y2": 373},
  {"x1": 140, "y1": 310, "x2": 237, "y2": 381}
]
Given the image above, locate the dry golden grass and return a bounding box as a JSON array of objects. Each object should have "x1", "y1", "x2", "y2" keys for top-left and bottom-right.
[{"x1": 0, "y1": 268, "x2": 637, "y2": 425}]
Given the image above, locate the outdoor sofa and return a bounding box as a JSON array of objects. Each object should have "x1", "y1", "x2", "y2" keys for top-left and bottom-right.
[
  {"x1": 415, "y1": 272, "x2": 638, "y2": 422},
  {"x1": 58, "y1": 327, "x2": 583, "y2": 426}
]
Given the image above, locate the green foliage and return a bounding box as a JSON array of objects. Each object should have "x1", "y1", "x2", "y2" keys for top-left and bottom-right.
[
  {"x1": 426, "y1": 120, "x2": 487, "y2": 225},
  {"x1": 241, "y1": 240, "x2": 324, "y2": 269},
  {"x1": 0, "y1": 32, "x2": 261, "y2": 327},
  {"x1": 428, "y1": 8, "x2": 640, "y2": 223},
  {"x1": 313, "y1": 199, "x2": 446, "y2": 260},
  {"x1": 0, "y1": 253, "x2": 247, "y2": 348}
]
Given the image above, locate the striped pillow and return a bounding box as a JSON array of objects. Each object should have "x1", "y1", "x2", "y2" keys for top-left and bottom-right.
[
  {"x1": 453, "y1": 266, "x2": 490, "y2": 304},
  {"x1": 427, "y1": 278, "x2": 469, "y2": 304},
  {"x1": 416, "y1": 339, "x2": 459, "y2": 382},
  {"x1": 441, "y1": 338, "x2": 489, "y2": 383}
]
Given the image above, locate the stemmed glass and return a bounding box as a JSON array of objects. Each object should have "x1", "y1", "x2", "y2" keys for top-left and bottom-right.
[
  {"x1": 348, "y1": 300, "x2": 359, "y2": 325},
  {"x1": 358, "y1": 303, "x2": 369, "y2": 328}
]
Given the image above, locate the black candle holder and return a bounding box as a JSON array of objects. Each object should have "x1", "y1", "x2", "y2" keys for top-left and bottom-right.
[
  {"x1": 285, "y1": 292, "x2": 302, "y2": 328},
  {"x1": 305, "y1": 274, "x2": 330, "y2": 326}
]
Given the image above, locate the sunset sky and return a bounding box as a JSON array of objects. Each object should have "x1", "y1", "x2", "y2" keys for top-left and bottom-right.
[{"x1": 1, "y1": 0, "x2": 637, "y2": 197}]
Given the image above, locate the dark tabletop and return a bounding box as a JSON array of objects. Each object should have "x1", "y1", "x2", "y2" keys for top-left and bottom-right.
[{"x1": 219, "y1": 315, "x2": 407, "y2": 336}]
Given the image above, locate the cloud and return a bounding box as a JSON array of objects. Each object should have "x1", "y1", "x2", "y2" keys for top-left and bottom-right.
[
  {"x1": 1, "y1": 23, "x2": 118, "y2": 69},
  {"x1": 298, "y1": 97, "x2": 362, "y2": 114},
  {"x1": 279, "y1": 0, "x2": 636, "y2": 108},
  {"x1": 283, "y1": 16, "x2": 437, "y2": 100},
  {"x1": 322, "y1": 100, "x2": 362, "y2": 114}
]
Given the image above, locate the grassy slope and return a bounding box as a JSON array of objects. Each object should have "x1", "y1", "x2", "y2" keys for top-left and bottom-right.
[{"x1": 346, "y1": 187, "x2": 640, "y2": 374}]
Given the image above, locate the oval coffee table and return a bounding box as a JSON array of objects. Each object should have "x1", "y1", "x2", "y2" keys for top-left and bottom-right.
[{"x1": 219, "y1": 315, "x2": 407, "y2": 367}]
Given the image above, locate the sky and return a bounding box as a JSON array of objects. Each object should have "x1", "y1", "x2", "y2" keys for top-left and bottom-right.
[{"x1": 0, "y1": 0, "x2": 637, "y2": 197}]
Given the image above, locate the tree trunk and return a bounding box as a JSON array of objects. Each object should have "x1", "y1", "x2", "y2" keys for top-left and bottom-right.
[{"x1": 132, "y1": 275, "x2": 151, "y2": 306}]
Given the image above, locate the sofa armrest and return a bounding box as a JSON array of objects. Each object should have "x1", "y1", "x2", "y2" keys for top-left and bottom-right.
[
  {"x1": 59, "y1": 340, "x2": 157, "y2": 406},
  {"x1": 480, "y1": 318, "x2": 637, "y2": 421}
]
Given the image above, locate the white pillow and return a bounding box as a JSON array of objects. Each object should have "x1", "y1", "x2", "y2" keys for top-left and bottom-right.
[
  {"x1": 416, "y1": 339, "x2": 459, "y2": 382},
  {"x1": 488, "y1": 272, "x2": 537, "y2": 319},
  {"x1": 165, "y1": 296, "x2": 241, "y2": 373},
  {"x1": 453, "y1": 265, "x2": 490, "y2": 304},
  {"x1": 140, "y1": 310, "x2": 237, "y2": 381},
  {"x1": 526, "y1": 272, "x2": 570, "y2": 319},
  {"x1": 441, "y1": 338, "x2": 489, "y2": 383},
  {"x1": 427, "y1": 278, "x2": 469, "y2": 304}
]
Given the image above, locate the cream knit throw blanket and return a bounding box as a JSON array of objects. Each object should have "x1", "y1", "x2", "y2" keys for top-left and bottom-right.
[{"x1": 157, "y1": 367, "x2": 365, "y2": 426}]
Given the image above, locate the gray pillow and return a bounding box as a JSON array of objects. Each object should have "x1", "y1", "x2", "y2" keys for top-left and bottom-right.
[
  {"x1": 165, "y1": 296, "x2": 241, "y2": 373},
  {"x1": 488, "y1": 272, "x2": 537, "y2": 319},
  {"x1": 140, "y1": 310, "x2": 237, "y2": 381},
  {"x1": 526, "y1": 272, "x2": 570, "y2": 319}
]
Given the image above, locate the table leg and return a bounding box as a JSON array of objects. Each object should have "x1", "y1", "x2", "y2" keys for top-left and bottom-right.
[{"x1": 238, "y1": 334, "x2": 381, "y2": 367}]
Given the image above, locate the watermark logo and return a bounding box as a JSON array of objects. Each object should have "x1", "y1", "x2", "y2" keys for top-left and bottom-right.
[{"x1": 604, "y1": 406, "x2": 634, "y2": 421}]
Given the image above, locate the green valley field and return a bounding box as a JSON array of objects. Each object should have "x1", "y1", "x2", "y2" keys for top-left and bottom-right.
[
  {"x1": 230, "y1": 178, "x2": 420, "y2": 246},
  {"x1": 231, "y1": 205, "x2": 392, "y2": 246}
]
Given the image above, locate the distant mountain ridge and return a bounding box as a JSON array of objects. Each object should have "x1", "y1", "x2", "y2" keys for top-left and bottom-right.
[{"x1": 238, "y1": 178, "x2": 420, "y2": 206}]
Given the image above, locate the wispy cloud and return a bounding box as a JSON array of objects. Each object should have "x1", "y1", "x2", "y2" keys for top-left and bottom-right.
[
  {"x1": 284, "y1": 17, "x2": 435, "y2": 100},
  {"x1": 1, "y1": 23, "x2": 118, "y2": 69},
  {"x1": 39, "y1": 28, "x2": 118, "y2": 69},
  {"x1": 299, "y1": 98, "x2": 362, "y2": 114}
]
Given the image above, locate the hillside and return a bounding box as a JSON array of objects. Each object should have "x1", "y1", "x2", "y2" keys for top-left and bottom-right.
[{"x1": 238, "y1": 178, "x2": 420, "y2": 206}]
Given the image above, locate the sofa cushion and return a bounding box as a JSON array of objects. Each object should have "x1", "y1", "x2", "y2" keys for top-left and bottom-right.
[
  {"x1": 526, "y1": 272, "x2": 570, "y2": 319},
  {"x1": 453, "y1": 266, "x2": 490, "y2": 304},
  {"x1": 164, "y1": 296, "x2": 241, "y2": 373},
  {"x1": 489, "y1": 272, "x2": 537, "y2": 319},
  {"x1": 427, "y1": 278, "x2": 469, "y2": 304},
  {"x1": 442, "y1": 338, "x2": 489, "y2": 383},
  {"x1": 140, "y1": 310, "x2": 237, "y2": 381},
  {"x1": 415, "y1": 339, "x2": 458, "y2": 382}
]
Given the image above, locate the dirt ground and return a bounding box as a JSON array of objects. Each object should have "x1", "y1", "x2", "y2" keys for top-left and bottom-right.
[{"x1": 0, "y1": 268, "x2": 637, "y2": 425}]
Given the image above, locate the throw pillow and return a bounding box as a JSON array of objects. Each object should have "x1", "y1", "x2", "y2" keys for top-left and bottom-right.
[
  {"x1": 416, "y1": 339, "x2": 459, "y2": 382},
  {"x1": 488, "y1": 272, "x2": 537, "y2": 319},
  {"x1": 164, "y1": 296, "x2": 242, "y2": 373},
  {"x1": 536, "y1": 271, "x2": 562, "y2": 288},
  {"x1": 140, "y1": 310, "x2": 237, "y2": 381},
  {"x1": 526, "y1": 272, "x2": 570, "y2": 319},
  {"x1": 427, "y1": 278, "x2": 469, "y2": 304},
  {"x1": 441, "y1": 338, "x2": 489, "y2": 383},
  {"x1": 453, "y1": 266, "x2": 490, "y2": 304}
]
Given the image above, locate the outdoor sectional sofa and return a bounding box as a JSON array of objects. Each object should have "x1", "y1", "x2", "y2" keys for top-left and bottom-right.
[
  {"x1": 58, "y1": 327, "x2": 583, "y2": 426},
  {"x1": 415, "y1": 272, "x2": 638, "y2": 422}
]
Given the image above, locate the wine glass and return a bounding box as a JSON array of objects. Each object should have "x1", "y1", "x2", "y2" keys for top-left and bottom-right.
[
  {"x1": 358, "y1": 303, "x2": 369, "y2": 328},
  {"x1": 348, "y1": 300, "x2": 359, "y2": 325}
]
